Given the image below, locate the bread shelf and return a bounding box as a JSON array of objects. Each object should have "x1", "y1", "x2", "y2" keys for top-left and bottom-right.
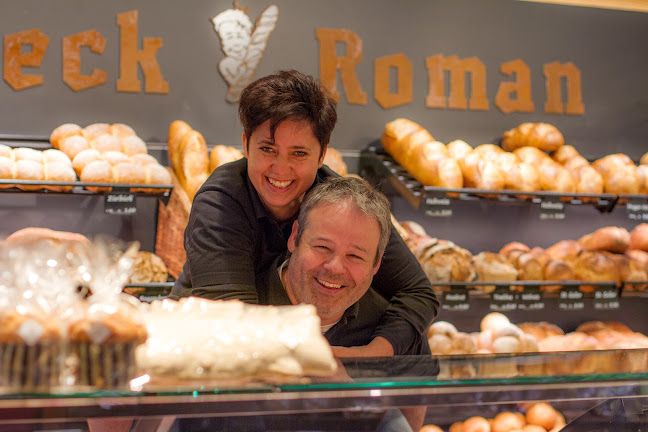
[
  {"x1": 0, "y1": 179, "x2": 173, "y2": 204},
  {"x1": 360, "y1": 143, "x2": 626, "y2": 213}
]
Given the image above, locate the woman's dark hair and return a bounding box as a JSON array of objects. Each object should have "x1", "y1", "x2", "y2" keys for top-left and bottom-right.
[{"x1": 238, "y1": 70, "x2": 338, "y2": 156}]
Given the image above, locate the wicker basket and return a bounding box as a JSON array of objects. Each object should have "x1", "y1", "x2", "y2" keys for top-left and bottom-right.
[{"x1": 155, "y1": 168, "x2": 191, "y2": 279}]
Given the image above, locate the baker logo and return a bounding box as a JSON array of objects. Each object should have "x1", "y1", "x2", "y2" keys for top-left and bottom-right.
[{"x1": 211, "y1": 2, "x2": 279, "y2": 103}]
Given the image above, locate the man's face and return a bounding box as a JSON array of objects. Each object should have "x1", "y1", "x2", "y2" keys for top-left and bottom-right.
[
  {"x1": 243, "y1": 119, "x2": 326, "y2": 221},
  {"x1": 285, "y1": 201, "x2": 381, "y2": 325}
]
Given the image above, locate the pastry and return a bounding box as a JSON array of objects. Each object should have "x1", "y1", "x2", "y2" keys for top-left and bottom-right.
[{"x1": 501, "y1": 122, "x2": 564, "y2": 152}]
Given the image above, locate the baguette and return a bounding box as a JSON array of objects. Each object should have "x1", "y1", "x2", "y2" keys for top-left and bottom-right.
[
  {"x1": 179, "y1": 130, "x2": 210, "y2": 198},
  {"x1": 168, "y1": 120, "x2": 193, "y2": 175},
  {"x1": 209, "y1": 144, "x2": 244, "y2": 173}
]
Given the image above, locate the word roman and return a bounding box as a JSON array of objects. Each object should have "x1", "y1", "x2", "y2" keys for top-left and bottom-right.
[
  {"x1": 3, "y1": 10, "x2": 168, "y2": 93},
  {"x1": 317, "y1": 28, "x2": 584, "y2": 115}
]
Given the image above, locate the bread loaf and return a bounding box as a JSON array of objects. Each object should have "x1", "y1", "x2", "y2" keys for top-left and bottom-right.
[
  {"x1": 501, "y1": 122, "x2": 564, "y2": 152},
  {"x1": 545, "y1": 239, "x2": 582, "y2": 262},
  {"x1": 592, "y1": 154, "x2": 641, "y2": 194},
  {"x1": 572, "y1": 250, "x2": 620, "y2": 286},
  {"x1": 472, "y1": 252, "x2": 518, "y2": 291},
  {"x1": 322, "y1": 147, "x2": 347, "y2": 176},
  {"x1": 637, "y1": 164, "x2": 648, "y2": 194},
  {"x1": 381, "y1": 118, "x2": 427, "y2": 157},
  {"x1": 53, "y1": 123, "x2": 149, "y2": 161},
  {"x1": 578, "y1": 226, "x2": 631, "y2": 254},
  {"x1": 446, "y1": 139, "x2": 473, "y2": 160},
  {"x1": 629, "y1": 224, "x2": 648, "y2": 251},
  {"x1": 641, "y1": 151, "x2": 648, "y2": 166},
  {"x1": 0, "y1": 145, "x2": 76, "y2": 191}
]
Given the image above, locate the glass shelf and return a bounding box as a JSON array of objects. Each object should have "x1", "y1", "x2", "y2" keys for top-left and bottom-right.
[{"x1": 1, "y1": 351, "x2": 647, "y2": 422}]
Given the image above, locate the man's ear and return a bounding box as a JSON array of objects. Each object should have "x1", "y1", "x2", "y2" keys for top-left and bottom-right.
[
  {"x1": 318, "y1": 145, "x2": 328, "y2": 168},
  {"x1": 242, "y1": 132, "x2": 249, "y2": 158},
  {"x1": 287, "y1": 220, "x2": 299, "y2": 253},
  {"x1": 372, "y1": 252, "x2": 384, "y2": 276}
]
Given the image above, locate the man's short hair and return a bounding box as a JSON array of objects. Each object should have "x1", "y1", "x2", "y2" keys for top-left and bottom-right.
[
  {"x1": 295, "y1": 177, "x2": 392, "y2": 266},
  {"x1": 238, "y1": 70, "x2": 337, "y2": 156}
]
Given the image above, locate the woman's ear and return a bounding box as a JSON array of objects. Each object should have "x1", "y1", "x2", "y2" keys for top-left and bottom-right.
[
  {"x1": 318, "y1": 145, "x2": 328, "y2": 168},
  {"x1": 242, "y1": 132, "x2": 249, "y2": 158}
]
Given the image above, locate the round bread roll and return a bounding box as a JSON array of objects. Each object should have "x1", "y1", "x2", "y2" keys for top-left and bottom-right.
[
  {"x1": 516, "y1": 252, "x2": 544, "y2": 281},
  {"x1": 60, "y1": 135, "x2": 91, "y2": 159},
  {"x1": 514, "y1": 146, "x2": 553, "y2": 166},
  {"x1": 109, "y1": 123, "x2": 136, "y2": 138},
  {"x1": 428, "y1": 321, "x2": 459, "y2": 339},
  {"x1": 526, "y1": 402, "x2": 557, "y2": 430},
  {"x1": 473, "y1": 252, "x2": 518, "y2": 290},
  {"x1": 509, "y1": 162, "x2": 542, "y2": 193},
  {"x1": 574, "y1": 165, "x2": 604, "y2": 196},
  {"x1": 545, "y1": 240, "x2": 582, "y2": 262},
  {"x1": 641, "y1": 151, "x2": 648, "y2": 166},
  {"x1": 499, "y1": 241, "x2": 531, "y2": 257},
  {"x1": 463, "y1": 416, "x2": 491, "y2": 432},
  {"x1": 518, "y1": 321, "x2": 564, "y2": 342},
  {"x1": 562, "y1": 155, "x2": 589, "y2": 178},
  {"x1": 429, "y1": 333, "x2": 452, "y2": 355},
  {"x1": 437, "y1": 156, "x2": 464, "y2": 189},
  {"x1": 481, "y1": 312, "x2": 511, "y2": 332},
  {"x1": 578, "y1": 226, "x2": 631, "y2": 254},
  {"x1": 82, "y1": 123, "x2": 111, "y2": 140},
  {"x1": 420, "y1": 425, "x2": 444, "y2": 432},
  {"x1": 322, "y1": 147, "x2": 348, "y2": 177},
  {"x1": 50, "y1": 123, "x2": 82, "y2": 149},
  {"x1": 551, "y1": 145, "x2": 580, "y2": 164},
  {"x1": 543, "y1": 260, "x2": 575, "y2": 291},
  {"x1": 492, "y1": 411, "x2": 525, "y2": 432},
  {"x1": 626, "y1": 249, "x2": 648, "y2": 270},
  {"x1": 523, "y1": 425, "x2": 546, "y2": 432},
  {"x1": 635, "y1": 164, "x2": 648, "y2": 194},
  {"x1": 447, "y1": 139, "x2": 473, "y2": 160},
  {"x1": 502, "y1": 122, "x2": 564, "y2": 152},
  {"x1": 449, "y1": 422, "x2": 464, "y2": 432},
  {"x1": 572, "y1": 250, "x2": 620, "y2": 283},
  {"x1": 629, "y1": 224, "x2": 648, "y2": 252}
]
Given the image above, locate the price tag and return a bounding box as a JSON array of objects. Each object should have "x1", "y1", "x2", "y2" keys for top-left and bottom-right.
[
  {"x1": 558, "y1": 286, "x2": 584, "y2": 311},
  {"x1": 539, "y1": 196, "x2": 565, "y2": 220},
  {"x1": 593, "y1": 287, "x2": 620, "y2": 310},
  {"x1": 626, "y1": 198, "x2": 648, "y2": 221},
  {"x1": 105, "y1": 192, "x2": 137, "y2": 215},
  {"x1": 441, "y1": 287, "x2": 469, "y2": 311},
  {"x1": 424, "y1": 192, "x2": 452, "y2": 218},
  {"x1": 517, "y1": 285, "x2": 545, "y2": 311},
  {"x1": 490, "y1": 286, "x2": 517, "y2": 312}
]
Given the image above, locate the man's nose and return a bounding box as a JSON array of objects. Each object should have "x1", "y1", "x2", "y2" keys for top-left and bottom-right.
[{"x1": 322, "y1": 254, "x2": 345, "y2": 273}]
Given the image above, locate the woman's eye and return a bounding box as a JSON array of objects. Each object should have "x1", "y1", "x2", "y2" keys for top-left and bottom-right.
[{"x1": 260, "y1": 146, "x2": 274, "y2": 153}]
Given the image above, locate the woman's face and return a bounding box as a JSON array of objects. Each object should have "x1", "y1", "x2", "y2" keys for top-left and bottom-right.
[{"x1": 243, "y1": 119, "x2": 326, "y2": 221}]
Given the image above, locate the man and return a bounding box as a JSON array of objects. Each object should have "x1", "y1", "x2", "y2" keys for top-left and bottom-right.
[
  {"x1": 258, "y1": 176, "x2": 430, "y2": 431},
  {"x1": 259, "y1": 176, "x2": 430, "y2": 356}
]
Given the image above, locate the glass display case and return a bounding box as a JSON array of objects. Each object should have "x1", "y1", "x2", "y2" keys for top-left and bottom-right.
[{"x1": 2, "y1": 350, "x2": 648, "y2": 431}]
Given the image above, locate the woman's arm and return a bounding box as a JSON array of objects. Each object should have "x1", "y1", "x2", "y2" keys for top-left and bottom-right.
[
  {"x1": 369, "y1": 225, "x2": 439, "y2": 355},
  {"x1": 170, "y1": 186, "x2": 261, "y2": 302}
]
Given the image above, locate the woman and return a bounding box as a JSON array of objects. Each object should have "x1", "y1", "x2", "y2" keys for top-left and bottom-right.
[{"x1": 169, "y1": 70, "x2": 438, "y2": 356}]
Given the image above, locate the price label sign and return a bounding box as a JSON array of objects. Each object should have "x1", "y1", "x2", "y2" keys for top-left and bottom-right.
[
  {"x1": 424, "y1": 192, "x2": 452, "y2": 218},
  {"x1": 105, "y1": 192, "x2": 137, "y2": 215},
  {"x1": 558, "y1": 286, "x2": 584, "y2": 311},
  {"x1": 490, "y1": 286, "x2": 517, "y2": 312},
  {"x1": 517, "y1": 285, "x2": 545, "y2": 311},
  {"x1": 442, "y1": 287, "x2": 469, "y2": 311},
  {"x1": 593, "y1": 287, "x2": 620, "y2": 310},
  {"x1": 626, "y1": 198, "x2": 648, "y2": 221},
  {"x1": 539, "y1": 196, "x2": 565, "y2": 221}
]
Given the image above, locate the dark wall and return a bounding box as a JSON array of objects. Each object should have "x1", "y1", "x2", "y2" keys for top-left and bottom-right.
[{"x1": 0, "y1": 0, "x2": 645, "y2": 159}]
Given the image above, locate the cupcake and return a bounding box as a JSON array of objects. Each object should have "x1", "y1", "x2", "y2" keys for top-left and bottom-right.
[
  {"x1": 0, "y1": 309, "x2": 63, "y2": 390},
  {"x1": 67, "y1": 302, "x2": 147, "y2": 388}
]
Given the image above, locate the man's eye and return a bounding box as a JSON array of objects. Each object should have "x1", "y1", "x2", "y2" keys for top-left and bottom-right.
[
  {"x1": 315, "y1": 245, "x2": 330, "y2": 251},
  {"x1": 294, "y1": 151, "x2": 308, "y2": 157},
  {"x1": 348, "y1": 254, "x2": 365, "y2": 261}
]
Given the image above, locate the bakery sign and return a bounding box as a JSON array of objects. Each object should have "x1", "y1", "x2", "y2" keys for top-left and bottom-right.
[
  {"x1": 317, "y1": 28, "x2": 585, "y2": 115},
  {"x1": 2, "y1": 4, "x2": 585, "y2": 116}
]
